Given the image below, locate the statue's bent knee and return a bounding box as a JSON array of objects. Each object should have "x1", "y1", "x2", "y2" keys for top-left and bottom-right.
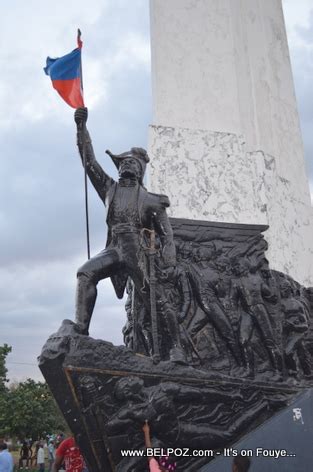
[{"x1": 77, "y1": 264, "x2": 98, "y2": 284}]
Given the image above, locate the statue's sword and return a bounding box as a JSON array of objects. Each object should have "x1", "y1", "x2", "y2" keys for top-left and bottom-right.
[{"x1": 129, "y1": 279, "x2": 138, "y2": 353}]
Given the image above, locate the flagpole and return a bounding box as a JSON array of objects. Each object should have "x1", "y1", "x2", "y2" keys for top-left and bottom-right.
[
  {"x1": 78, "y1": 28, "x2": 91, "y2": 260},
  {"x1": 82, "y1": 122, "x2": 91, "y2": 260}
]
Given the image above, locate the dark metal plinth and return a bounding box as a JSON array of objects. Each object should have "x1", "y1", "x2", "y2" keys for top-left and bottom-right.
[{"x1": 201, "y1": 389, "x2": 313, "y2": 472}]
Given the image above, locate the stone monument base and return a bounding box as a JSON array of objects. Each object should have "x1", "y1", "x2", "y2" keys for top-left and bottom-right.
[{"x1": 39, "y1": 320, "x2": 305, "y2": 472}]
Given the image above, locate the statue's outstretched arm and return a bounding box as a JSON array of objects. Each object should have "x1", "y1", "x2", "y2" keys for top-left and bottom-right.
[{"x1": 75, "y1": 107, "x2": 114, "y2": 204}]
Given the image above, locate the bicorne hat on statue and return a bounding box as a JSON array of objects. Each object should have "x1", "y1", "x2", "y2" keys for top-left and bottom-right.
[{"x1": 105, "y1": 148, "x2": 149, "y2": 183}]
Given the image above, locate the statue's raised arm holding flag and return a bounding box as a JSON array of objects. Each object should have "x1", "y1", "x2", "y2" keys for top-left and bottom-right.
[{"x1": 74, "y1": 107, "x2": 176, "y2": 337}]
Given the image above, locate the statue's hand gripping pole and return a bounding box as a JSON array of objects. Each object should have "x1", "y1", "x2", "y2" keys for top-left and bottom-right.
[{"x1": 140, "y1": 228, "x2": 161, "y2": 364}]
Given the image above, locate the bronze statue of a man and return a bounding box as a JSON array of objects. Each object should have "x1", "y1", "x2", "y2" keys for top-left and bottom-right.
[{"x1": 74, "y1": 107, "x2": 176, "y2": 335}]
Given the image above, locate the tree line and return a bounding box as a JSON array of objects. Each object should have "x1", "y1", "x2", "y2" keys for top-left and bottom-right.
[{"x1": 0, "y1": 344, "x2": 67, "y2": 440}]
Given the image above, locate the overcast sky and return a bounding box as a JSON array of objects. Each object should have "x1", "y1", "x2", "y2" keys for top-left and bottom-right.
[{"x1": 0, "y1": 0, "x2": 312, "y2": 382}]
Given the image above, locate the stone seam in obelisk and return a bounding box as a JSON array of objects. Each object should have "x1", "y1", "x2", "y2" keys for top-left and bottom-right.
[{"x1": 147, "y1": 0, "x2": 313, "y2": 286}]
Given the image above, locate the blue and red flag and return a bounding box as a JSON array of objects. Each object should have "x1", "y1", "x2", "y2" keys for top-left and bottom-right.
[{"x1": 44, "y1": 30, "x2": 85, "y2": 108}]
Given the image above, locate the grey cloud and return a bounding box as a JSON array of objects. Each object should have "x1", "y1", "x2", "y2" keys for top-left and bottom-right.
[{"x1": 295, "y1": 10, "x2": 313, "y2": 44}]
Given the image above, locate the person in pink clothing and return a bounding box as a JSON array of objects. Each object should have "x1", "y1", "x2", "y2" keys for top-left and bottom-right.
[{"x1": 142, "y1": 421, "x2": 177, "y2": 472}]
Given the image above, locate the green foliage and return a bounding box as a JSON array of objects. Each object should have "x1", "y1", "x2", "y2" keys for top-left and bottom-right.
[
  {"x1": 0, "y1": 379, "x2": 67, "y2": 439},
  {"x1": 0, "y1": 346, "x2": 67, "y2": 439},
  {"x1": 0, "y1": 344, "x2": 12, "y2": 392}
]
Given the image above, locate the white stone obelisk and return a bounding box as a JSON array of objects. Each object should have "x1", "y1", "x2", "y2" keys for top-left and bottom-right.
[{"x1": 148, "y1": 0, "x2": 313, "y2": 286}]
